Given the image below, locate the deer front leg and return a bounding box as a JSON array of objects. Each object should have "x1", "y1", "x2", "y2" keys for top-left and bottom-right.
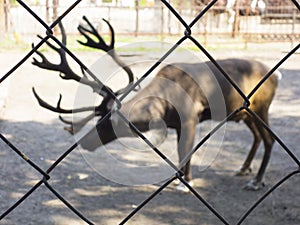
[{"x1": 175, "y1": 120, "x2": 197, "y2": 192}]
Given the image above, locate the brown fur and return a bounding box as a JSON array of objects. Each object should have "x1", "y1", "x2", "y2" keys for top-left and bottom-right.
[{"x1": 80, "y1": 58, "x2": 279, "y2": 190}]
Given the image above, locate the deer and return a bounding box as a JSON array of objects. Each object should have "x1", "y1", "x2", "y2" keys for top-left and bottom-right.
[{"x1": 31, "y1": 16, "x2": 280, "y2": 191}]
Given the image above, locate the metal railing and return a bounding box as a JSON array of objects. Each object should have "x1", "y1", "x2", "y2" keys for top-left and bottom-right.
[{"x1": 2, "y1": 2, "x2": 300, "y2": 43}]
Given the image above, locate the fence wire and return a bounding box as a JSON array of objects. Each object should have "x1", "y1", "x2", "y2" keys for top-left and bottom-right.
[{"x1": 0, "y1": 0, "x2": 299, "y2": 225}]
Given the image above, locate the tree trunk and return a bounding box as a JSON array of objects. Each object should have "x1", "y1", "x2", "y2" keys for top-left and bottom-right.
[
  {"x1": 53, "y1": 0, "x2": 59, "y2": 34},
  {"x1": 0, "y1": 0, "x2": 9, "y2": 39},
  {"x1": 0, "y1": 0, "x2": 4, "y2": 39}
]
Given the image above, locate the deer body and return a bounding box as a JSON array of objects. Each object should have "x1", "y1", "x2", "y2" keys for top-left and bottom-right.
[{"x1": 80, "y1": 58, "x2": 278, "y2": 190}]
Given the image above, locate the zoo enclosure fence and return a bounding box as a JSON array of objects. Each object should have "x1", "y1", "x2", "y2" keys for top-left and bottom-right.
[
  {"x1": 1, "y1": 1, "x2": 300, "y2": 46},
  {"x1": 0, "y1": 0, "x2": 299, "y2": 224}
]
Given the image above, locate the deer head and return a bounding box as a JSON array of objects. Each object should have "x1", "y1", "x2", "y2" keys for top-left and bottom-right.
[{"x1": 32, "y1": 17, "x2": 137, "y2": 146}]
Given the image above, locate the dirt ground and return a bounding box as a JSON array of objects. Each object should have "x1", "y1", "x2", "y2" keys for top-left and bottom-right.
[{"x1": 0, "y1": 43, "x2": 299, "y2": 225}]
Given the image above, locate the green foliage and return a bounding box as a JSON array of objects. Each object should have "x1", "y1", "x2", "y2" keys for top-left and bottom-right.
[
  {"x1": 139, "y1": 0, "x2": 147, "y2": 6},
  {"x1": 9, "y1": 0, "x2": 18, "y2": 5}
]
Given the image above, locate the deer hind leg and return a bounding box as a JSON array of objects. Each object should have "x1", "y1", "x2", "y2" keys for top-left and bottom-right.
[
  {"x1": 175, "y1": 120, "x2": 197, "y2": 192},
  {"x1": 236, "y1": 116, "x2": 262, "y2": 176},
  {"x1": 245, "y1": 110, "x2": 274, "y2": 191}
]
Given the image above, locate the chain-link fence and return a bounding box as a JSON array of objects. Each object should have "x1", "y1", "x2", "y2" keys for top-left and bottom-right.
[{"x1": 0, "y1": 0, "x2": 299, "y2": 224}]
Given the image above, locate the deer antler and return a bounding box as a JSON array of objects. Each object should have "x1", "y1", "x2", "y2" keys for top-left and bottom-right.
[
  {"x1": 59, "y1": 113, "x2": 96, "y2": 135},
  {"x1": 31, "y1": 22, "x2": 110, "y2": 133},
  {"x1": 77, "y1": 16, "x2": 138, "y2": 93},
  {"x1": 32, "y1": 87, "x2": 96, "y2": 114},
  {"x1": 78, "y1": 16, "x2": 115, "y2": 52},
  {"x1": 32, "y1": 18, "x2": 138, "y2": 134},
  {"x1": 32, "y1": 22, "x2": 103, "y2": 94}
]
